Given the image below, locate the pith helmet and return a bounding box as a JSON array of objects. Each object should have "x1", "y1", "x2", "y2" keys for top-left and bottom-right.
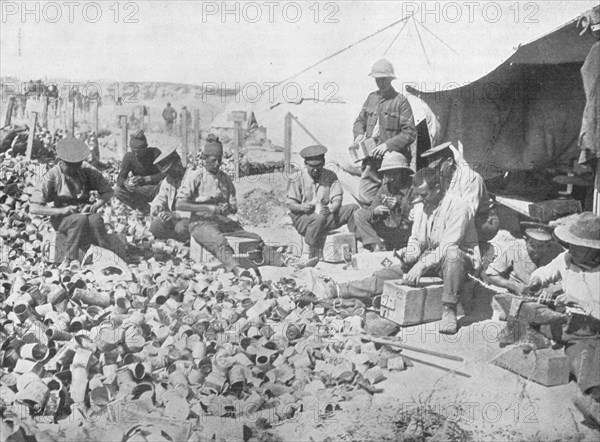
[
  {"x1": 369, "y1": 59, "x2": 396, "y2": 79},
  {"x1": 379, "y1": 151, "x2": 412, "y2": 172}
]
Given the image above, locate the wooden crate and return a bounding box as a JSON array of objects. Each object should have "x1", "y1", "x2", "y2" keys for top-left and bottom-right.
[
  {"x1": 190, "y1": 236, "x2": 260, "y2": 268},
  {"x1": 352, "y1": 251, "x2": 401, "y2": 272},
  {"x1": 381, "y1": 279, "x2": 445, "y2": 326},
  {"x1": 190, "y1": 236, "x2": 221, "y2": 266}
]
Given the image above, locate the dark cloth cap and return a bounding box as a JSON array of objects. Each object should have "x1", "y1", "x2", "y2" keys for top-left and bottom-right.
[
  {"x1": 204, "y1": 135, "x2": 223, "y2": 157},
  {"x1": 421, "y1": 141, "x2": 453, "y2": 159},
  {"x1": 56, "y1": 137, "x2": 89, "y2": 163},
  {"x1": 153, "y1": 146, "x2": 181, "y2": 173},
  {"x1": 300, "y1": 145, "x2": 327, "y2": 164},
  {"x1": 130, "y1": 130, "x2": 148, "y2": 149}
]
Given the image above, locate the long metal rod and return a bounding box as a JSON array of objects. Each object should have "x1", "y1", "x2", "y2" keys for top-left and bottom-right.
[
  {"x1": 402, "y1": 354, "x2": 471, "y2": 378},
  {"x1": 363, "y1": 335, "x2": 464, "y2": 362}
]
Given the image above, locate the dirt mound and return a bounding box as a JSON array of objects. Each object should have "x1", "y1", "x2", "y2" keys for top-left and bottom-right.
[{"x1": 237, "y1": 187, "x2": 289, "y2": 228}]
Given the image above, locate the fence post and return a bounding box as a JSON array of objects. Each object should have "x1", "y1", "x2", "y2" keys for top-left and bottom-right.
[
  {"x1": 68, "y1": 99, "x2": 76, "y2": 137},
  {"x1": 26, "y1": 112, "x2": 38, "y2": 160},
  {"x1": 193, "y1": 109, "x2": 200, "y2": 160},
  {"x1": 41, "y1": 97, "x2": 49, "y2": 128},
  {"x1": 230, "y1": 111, "x2": 247, "y2": 182},
  {"x1": 119, "y1": 115, "x2": 128, "y2": 158},
  {"x1": 4, "y1": 96, "x2": 15, "y2": 126},
  {"x1": 181, "y1": 112, "x2": 188, "y2": 167},
  {"x1": 284, "y1": 112, "x2": 292, "y2": 174},
  {"x1": 91, "y1": 100, "x2": 100, "y2": 164}
]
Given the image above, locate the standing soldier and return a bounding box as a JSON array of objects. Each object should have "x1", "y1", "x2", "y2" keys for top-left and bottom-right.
[
  {"x1": 163, "y1": 102, "x2": 177, "y2": 135},
  {"x1": 353, "y1": 58, "x2": 417, "y2": 207}
]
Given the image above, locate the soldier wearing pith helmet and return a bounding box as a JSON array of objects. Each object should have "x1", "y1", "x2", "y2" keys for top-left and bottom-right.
[
  {"x1": 286, "y1": 144, "x2": 358, "y2": 267},
  {"x1": 353, "y1": 151, "x2": 414, "y2": 252},
  {"x1": 352, "y1": 58, "x2": 417, "y2": 207}
]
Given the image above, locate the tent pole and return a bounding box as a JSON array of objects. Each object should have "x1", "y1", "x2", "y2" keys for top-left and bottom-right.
[{"x1": 290, "y1": 114, "x2": 323, "y2": 146}]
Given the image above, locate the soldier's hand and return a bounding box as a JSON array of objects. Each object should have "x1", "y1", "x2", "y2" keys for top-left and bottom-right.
[
  {"x1": 302, "y1": 203, "x2": 315, "y2": 214},
  {"x1": 217, "y1": 203, "x2": 230, "y2": 215},
  {"x1": 124, "y1": 180, "x2": 137, "y2": 192},
  {"x1": 373, "y1": 205, "x2": 390, "y2": 217},
  {"x1": 404, "y1": 262, "x2": 425, "y2": 287},
  {"x1": 195, "y1": 195, "x2": 213, "y2": 203},
  {"x1": 555, "y1": 293, "x2": 582, "y2": 309},
  {"x1": 61, "y1": 205, "x2": 79, "y2": 216},
  {"x1": 372, "y1": 143, "x2": 388, "y2": 159},
  {"x1": 354, "y1": 134, "x2": 365, "y2": 145},
  {"x1": 158, "y1": 211, "x2": 174, "y2": 223},
  {"x1": 383, "y1": 196, "x2": 398, "y2": 209},
  {"x1": 524, "y1": 277, "x2": 543, "y2": 294}
]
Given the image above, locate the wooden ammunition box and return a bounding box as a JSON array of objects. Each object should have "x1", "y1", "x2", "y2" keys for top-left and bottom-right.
[
  {"x1": 349, "y1": 138, "x2": 377, "y2": 163},
  {"x1": 190, "y1": 236, "x2": 221, "y2": 266},
  {"x1": 352, "y1": 251, "x2": 401, "y2": 272},
  {"x1": 381, "y1": 279, "x2": 445, "y2": 326}
]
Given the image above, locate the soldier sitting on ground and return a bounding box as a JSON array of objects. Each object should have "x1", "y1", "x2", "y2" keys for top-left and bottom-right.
[
  {"x1": 176, "y1": 135, "x2": 262, "y2": 279},
  {"x1": 29, "y1": 138, "x2": 133, "y2": 266},
  {"x1": 353, "y1": 151, "x2": 414, "y2": 252},
  {"x1": 486, "y1": 222, "x2": 563, "y2": 296},
  {"x1": 114, "y1": 130, "x2": 166, "y2": 214},
  {"x1": 148, "y1": 147, "x2": 191, "y2": 243},
  {"x1": 286, "y1": 145, "x2": 358, "y2": 268}
]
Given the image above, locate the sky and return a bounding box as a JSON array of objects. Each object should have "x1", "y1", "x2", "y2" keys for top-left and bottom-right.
[{"x1": 1, "y1": 0, "x2": 598, "y2": 88}]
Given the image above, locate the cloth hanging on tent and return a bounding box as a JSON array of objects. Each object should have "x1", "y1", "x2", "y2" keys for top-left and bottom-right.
[{"x1": 579, "y1": 40, "x2": 600, "y2": 165}]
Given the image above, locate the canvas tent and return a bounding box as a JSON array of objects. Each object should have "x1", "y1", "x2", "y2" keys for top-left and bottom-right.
[
  {"x1": 211, "y1": 5, "x2": 597, "y2": 188},
  {"x1": 408, "y1": 7, "x2": 599, "y2": 179}
]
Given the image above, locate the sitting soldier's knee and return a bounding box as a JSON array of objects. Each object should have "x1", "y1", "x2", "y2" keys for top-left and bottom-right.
[
  {"x1": 174, "y1": 223, "x2": 190, "y2": 238},
  {"x1": 87, "y1": 213, "x2": 104, "y2": 227},
  {"x1": 113, "y1": 186, "x2": 128, "y2": 199},
  {"x1": 71, "y1": 214, "x2": 90, "y2": 226}
]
